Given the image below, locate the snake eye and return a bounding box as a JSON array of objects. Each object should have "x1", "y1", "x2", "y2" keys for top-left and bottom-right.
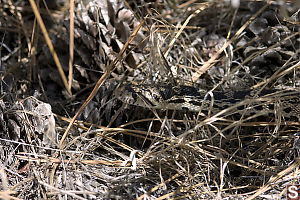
[{"x1": 152, "y1": 94, "x2": 159, "y2": 101}]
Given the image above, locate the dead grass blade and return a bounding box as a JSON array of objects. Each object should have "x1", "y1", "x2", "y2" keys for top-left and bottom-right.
[
  {"x1": 28, "y1": 0, "x2": 71, "y2": 95},
  {"x1": 68, "y1": 0, "x2": 74, "y2": 92},
  {"x1": 192, "y1": 1, "x2": 273, "y2": 82},
  {"x1": 163, "y1": 2, "x2": 211, "y2": 57},
  {"x1": 60, "y1": 20, "x2": 145, "y2": 147},
  {"x1": 245, "y1": 158, "x2": 300, "y2": 200}
]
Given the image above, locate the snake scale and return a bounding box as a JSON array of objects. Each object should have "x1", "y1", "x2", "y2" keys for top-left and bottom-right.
[{"x1": 115, "y1": 84, "x2": 300, "y2": 120}]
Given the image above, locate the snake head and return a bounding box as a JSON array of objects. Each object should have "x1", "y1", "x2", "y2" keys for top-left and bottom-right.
[{"x1": 114, "y1": 84, "x2": 158, "y2": 108}]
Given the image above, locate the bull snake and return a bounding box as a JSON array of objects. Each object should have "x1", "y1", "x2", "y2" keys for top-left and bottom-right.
[{"x1": 115, "y1": 84, "x2": 300, "y2": 120}]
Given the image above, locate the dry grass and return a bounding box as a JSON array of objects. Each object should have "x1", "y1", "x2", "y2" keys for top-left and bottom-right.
[{"x1": 0, "y1": 0, "x2": 300, "y2": 199}]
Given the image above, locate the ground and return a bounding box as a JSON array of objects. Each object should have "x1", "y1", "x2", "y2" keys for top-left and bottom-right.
[{"x1": 0, "y1": 0, "x2": 300, "y2": 199}]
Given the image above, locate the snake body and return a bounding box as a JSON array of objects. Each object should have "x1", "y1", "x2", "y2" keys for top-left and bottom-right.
[{"x1": 115, "y1": 84, "x2": 300, "y2": 120}]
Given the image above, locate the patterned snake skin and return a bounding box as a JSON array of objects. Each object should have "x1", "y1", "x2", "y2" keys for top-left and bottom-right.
[{"x1": 115, "y1": 84, "x2": 300, "y2": 120}]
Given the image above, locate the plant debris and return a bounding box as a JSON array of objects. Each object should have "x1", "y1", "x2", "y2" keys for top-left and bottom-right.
[{"x1": 0, "y1": 0, "x2": 300, "y2": 199}]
